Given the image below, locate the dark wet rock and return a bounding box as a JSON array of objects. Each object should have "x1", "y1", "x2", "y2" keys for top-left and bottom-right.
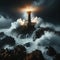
[
  {"x1": 14, "y1": 45, "x2": 26, "y2": 60},
  {"x1": 35, "y1": 27, "x2": 55, "y2": 39},
  {"x1": 0, "y1": 36, "x2": 15, "y2": 48},
  {"x1": 14, "y1": 45, "x2": 26, "y2": 53},
  {"x1": 0, "y1": 32, "x2": 6, "y2": 39},
  {"x1": 18, "y1": 23, "x2": 36, "y2": 34},
  {"x1": 24, "y1": 42, "x2": 32, "y2": 47},
  {"x1": 35, "y1": 28, "x2": 44, "y2": 38},
  {"x1": 33, "y1": 27, "x2": 60, "y2": 41},
  {"x1": 33, "y1": 27, "x2": 53, "y2": 41},
  {"x1": 53, "y1": 53, "x2": 60, "y2": 60},
  {"x1": 0, "y1": 32, "x2": 5, "y2": 37},
  {"x1": 0, "y1": 45, "x2": 26, "y2": 60},
  {"x1": 25, "y1": 50, "x2": 45, "y2": 60},
  {"x1": 55, "y1": 31, "x2": 60, "y2": 36},
  {"x1": 11, "y1": 25, "x2": 35, "y2": 38},
  {"x1": 47, "y1": 46, "x2": 56, "y2": 56}
]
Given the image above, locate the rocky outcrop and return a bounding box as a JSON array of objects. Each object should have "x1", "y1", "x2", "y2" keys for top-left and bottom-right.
[
  {"x1": 0, "y1": 45, "x2": 26, "y2": 60},
  {"x1": 46, "y1": 46, "x2": 57, "y2": 56},
  {"x1": 0, "y1": 32, "x2": 5, "y2": 38},
  {"x1": 53, "y1": 53, "x2": 60, "y2": 60},
  {"x1": 24, "y1": 42, "x2": 32, "y2": 47},
  {"x1": 0, "y1": 45, "x2": 45, "y2": 60},
  {"x1": 25, "y1": 50, "x2": 45, "y2": 60},
  {"x1": 0, "y1": 36, "x2": 15, "y2": 48},
  {"x1": 33, "y1": 27, "x2": 60, "y2": 41}
]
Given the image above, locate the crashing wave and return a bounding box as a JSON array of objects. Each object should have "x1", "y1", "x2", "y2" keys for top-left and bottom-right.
[{"x1": 0, "y1": 16, "x2": 60, "y2": 60}]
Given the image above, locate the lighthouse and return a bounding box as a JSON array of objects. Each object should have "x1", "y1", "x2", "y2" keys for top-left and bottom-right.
[
  {"x1": 18, "y1": 6, "x2": 39, "y2": 33},
  {"x1": 27, "y1": 11, "x2": 31, "y2": 27},
  {"x1": 19, "y1": 6, "x2": 38, "y2": 27}
]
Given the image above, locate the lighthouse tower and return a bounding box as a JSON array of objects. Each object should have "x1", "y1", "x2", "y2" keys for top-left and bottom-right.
[{"x1": 27, "y1": 11, "x2": 31, "y2": 27}]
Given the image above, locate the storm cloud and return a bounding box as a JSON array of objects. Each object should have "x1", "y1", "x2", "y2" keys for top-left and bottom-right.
[
  {"x1": 32, "y1": 0, "x2": 56, "y2": 7},
  {"x1": 0, "y1": 15, "x2": 12, "y2": 29}
]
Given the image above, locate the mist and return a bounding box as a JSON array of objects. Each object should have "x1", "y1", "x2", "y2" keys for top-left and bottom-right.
[{"x1": 0, "y1": 15, "x2": 12, "y2": 29}]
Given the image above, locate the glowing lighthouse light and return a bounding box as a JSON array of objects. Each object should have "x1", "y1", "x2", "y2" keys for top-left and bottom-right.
[
  {"x1": 21, "y1": 6, "x2": 37, "y2": 12},
  {"x1": 21, "y1": 7, "x2": 37, "y2": 26},
  {"x1": 18, "y1": 6, "x2": 39, "y2": 26}
]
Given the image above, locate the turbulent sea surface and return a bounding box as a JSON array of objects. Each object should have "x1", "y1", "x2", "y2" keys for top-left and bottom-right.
[{"x1": 0, "y1": 15, "x2": 60, "y2": 60}]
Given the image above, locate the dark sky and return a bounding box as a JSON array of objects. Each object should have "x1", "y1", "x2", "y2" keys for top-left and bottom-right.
[{"x1": 0, "y1": 0, "x2": 60, "y2": 24}]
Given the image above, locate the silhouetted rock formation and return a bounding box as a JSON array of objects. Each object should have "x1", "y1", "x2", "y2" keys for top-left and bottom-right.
[
  {"x1": 0, "y1": 45, "x2": 26, "y2": 60},
  {"x1": 24, "y1": 42, "x2": 32, "y2": 47},
  {"x1": 0, "y1": 32, "x2": 5, "y2": 38},
  {"x1": 46, "y1": 46, "x2": 56, "y2": 56},
  {"x1": 25, "y1": 50, "x2": 45, "y2": 60},
  {"x1": 11, "y1": 25, "x2": 35, "y2": 39},
  {"x1": 53, "y1": 53, "x2": 60, "y2": 60},
  {"x1": 33, "y1": 27, "x2": 60, "y2": 41},
  {"x1": 14, "y1": 45, "x2": 26, "y2": 60},
  {"x1": 0, "y1": 45, "x2": 45, "y2": 60},
  {"x1": 12, "y1": 24, "x2": 35, "y2": 34},
  {"x1": 0, "y1": 36, "x2": 15, "y2": 48}
]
